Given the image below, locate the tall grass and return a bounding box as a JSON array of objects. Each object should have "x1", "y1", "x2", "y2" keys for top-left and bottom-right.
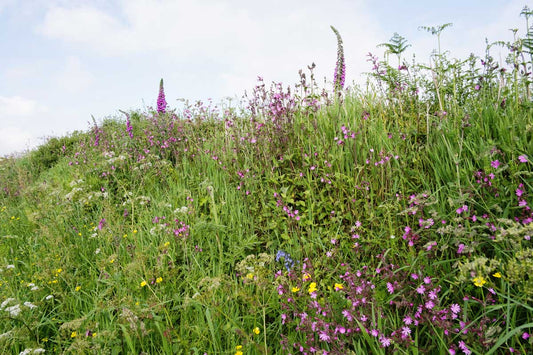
[{"x1": 1, "y1": 8, "x2": 532, "y2": 354}]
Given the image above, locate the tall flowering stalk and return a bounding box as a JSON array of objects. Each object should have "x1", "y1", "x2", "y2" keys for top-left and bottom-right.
[
  {"x1": 157, "y1": 78, "x2": 167, "y2": 114},
  {"x1": 330, "y1": 25, "x2": 345, "y2": 93}
]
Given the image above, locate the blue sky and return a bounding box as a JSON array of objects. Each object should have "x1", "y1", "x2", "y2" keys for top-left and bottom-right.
[{"x1": 0, "y1": 0, "x2": 529, "y2": 156}]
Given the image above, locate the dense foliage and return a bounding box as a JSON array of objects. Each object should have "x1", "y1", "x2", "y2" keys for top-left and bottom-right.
[{"x1": 1, "y1": 9, "x2": 532, "y2": 354}]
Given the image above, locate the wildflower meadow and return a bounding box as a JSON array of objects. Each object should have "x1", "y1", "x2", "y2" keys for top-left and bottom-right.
[{"x1": 1, "y1": 7, "x2": 533, "y2": 355}]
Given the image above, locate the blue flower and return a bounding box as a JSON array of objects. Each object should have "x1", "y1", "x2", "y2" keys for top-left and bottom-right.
[{"x1": 276, "y1": 250, "x2": 294, "y2": 272}]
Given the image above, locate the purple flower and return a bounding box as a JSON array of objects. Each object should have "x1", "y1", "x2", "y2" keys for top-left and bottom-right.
[
  {"x1": 450, "y1": 303, "x2": 461, "y2": 314},
  {"x1": 379, "y1": 336, "x2": 391, "y2": 347},
  {"x1": 330, "y1": 26, "x2": 345, "y2": 92},
  {"x1": 456, "y1": 205, "x2": 468, "y2": 214},
  {"x1": 401, "y1": 326, "x2": 411, "y2": 338},
  {"x1": 157, "y1": 78, "x2": 168, "y2": 114},
  {"x1": 458, "y1": 341, "x2": 471, "y2": 355},
  {"x1": 98, "y1": 218, "x2": 106, "y2": 230},
  {"x1": 342, "y1": 309, "x2": 353, "y2": 321},
  {"x1": 416, "y1": 285, "x2": 426, "y2": 294},
  {"x1": 126, "y1": 117, "x2": 134, "y2": 138},
  {"x1": 491, "y1": 160, "x2": 500, "y2": 169},
  {"x1": 319, "y1": 330, "x2": 331, "y2": 342},
  {"x1": 386, "y1": 282, "x2": 394, "y2": 294}
]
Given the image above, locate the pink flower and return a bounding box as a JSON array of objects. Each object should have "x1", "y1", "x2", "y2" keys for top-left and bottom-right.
[
  {"x1": 379, "y1": 336, "x2": 391, "y2": 347},
  {"x1": 401, "y1": 326, "x2": 411, "y2": 338},
  {"x1": 491, "y1": 160, "x2": 500, "y2": 169},
  {"x1": 342, "y1": 309, "x2": 353, "y2": 321},
  {"x1": 518, "y1": 155, "x2": 528, "y2": 163},
  {"x1": 450, "y1": 303, "x2": 461, "y2": 314},
  {"x1": 319, "y1": 330, "x2": 331, "y2": 342}
]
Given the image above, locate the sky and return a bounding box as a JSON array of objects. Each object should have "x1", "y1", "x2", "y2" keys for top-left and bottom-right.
[{"x1": 0, "y1": 0, "x2": 529, "y2": 156}]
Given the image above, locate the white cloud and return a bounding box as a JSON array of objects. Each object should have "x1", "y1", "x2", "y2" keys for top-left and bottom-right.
[
  {"x1": 0, "y1": 126, "x2": 35, "y2": 156},
  {"x1": 0, "y1": 96, "x2": 39, "y2": 117},
  {"x1": 55, "y1": 56, "x2": 94, "y2": 92},
  {"x1": 37, "y1": 0, "x2": 384, "y2": 89}
]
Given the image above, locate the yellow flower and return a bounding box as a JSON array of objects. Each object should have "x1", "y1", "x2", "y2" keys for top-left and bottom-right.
[
  {"x1": 109, "y1": 259, "x2": 115, "y2": 264},
  {"x1": 235, "y1": 352, "x2": 243, "y2": 355},
  {"x1": 75, "y1": 286, "x2": 81, "y2": 292},
  {"x1": 473, "y1": 276, "x2": 487, "y2": 287},
  {"x1": 308, "y1": 282, "x2": 317, "y2": 294},
  {"x1": 235, "y1": 345, "x2": 243, "y2": 355},
  {"x1": 56, "y1": 268, "x2": 62, "y2": 274},
  {"x1": 253, "y1": 327, "x2": 260, "y2": 335},
  {"x1": 334, "y1": 283, "x2": 344, "y2": 290},
  {"x1": 71, "y1": 331, "x2": 77, "y2": 338},
  {"x1": 156, "y1": 277, "x2": 163, "y2": 284},
  {"x1": 236, "y1": 345, "x2": 242, "y2": 350},
  {"x1": 140, "y1": 281, "x2": 147, "y2": 287},
  {"x1": 291, "y1": 286, "x2": 300, "y2": 293},
  {"x1": 492, "y1": 272, "x2": 502, "y2": 278},
  {"x1": 302, "y1": 273, "x2": 311, "y2": 281},
  {"x1": 164, "y1": 241, "x2": 170, "y2": 248},
  {"x1": 246, "y1": 273, "x2": 254, "y2": 280},
  {"x1": 133, "y1": 229, "x2": 138, "y2": 234}
]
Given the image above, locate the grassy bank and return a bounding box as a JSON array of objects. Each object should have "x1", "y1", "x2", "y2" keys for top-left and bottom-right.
[{"x1": 1, "y1": 11, "x2": 533, "y2": 355}]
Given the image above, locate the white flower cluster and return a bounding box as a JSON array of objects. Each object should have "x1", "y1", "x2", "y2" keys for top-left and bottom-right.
[
  {"x1": 65, "y1": 178, "x2": 108, "y2": 203},
  {"x1": 19, "y1": 348, "x2": 46, "y2": 354},
  {"x1": 1, "y1": 298, "x2": 37, "y2": 317},
  {"x1": 106, "y1": 154, "x2": 127, "y2": 165},
  {"x1": 133, "y1": 161, "x2": 153, "y2": 171},
  {"x1": 174, "y1": 206, "x2": 189, "y2": 215},
  {"x1": 122, "y1": 191, "x2": 151, "y2": 206}
]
